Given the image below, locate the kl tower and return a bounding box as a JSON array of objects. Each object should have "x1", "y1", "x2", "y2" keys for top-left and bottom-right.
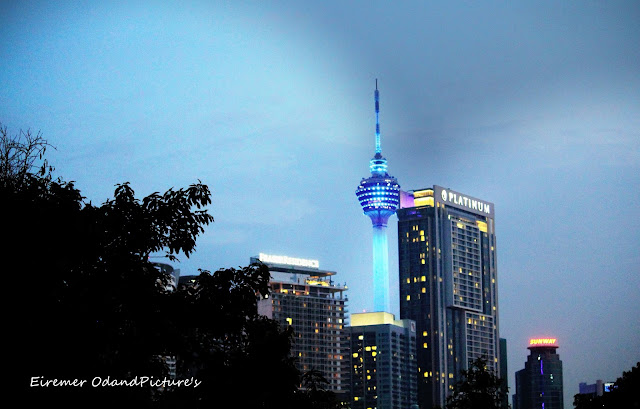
[{"x1": 356, "y1": 80, "x2": 401, "y2": 313}]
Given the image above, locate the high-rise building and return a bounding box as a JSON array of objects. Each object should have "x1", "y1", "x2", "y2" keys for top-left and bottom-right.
[
  {"x1": 397, "y1": 187, "x2": 500, "y2": 408},
  {"x1": 513, "y1": 338, "x2": 564, "y2": 409},
  {"x1": 349, "y1": 312, "x2": 418, "y2": 409},
  {"x1": 355, "y1": 80, "x2": 401, "y2": 313},
  {"x1": 500, "y1": 338, "x2": 510, "y2": 408},
  {"x1": 252, "y1": 253, "x2": 350, "y2": 397},
  {"x1": 578, "y1": 379, "x2": 615, "y2": 397}
]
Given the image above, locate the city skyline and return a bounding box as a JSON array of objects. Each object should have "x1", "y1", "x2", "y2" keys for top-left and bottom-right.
[{"x1": 2, "y1": 1, "x2": 638, "y2": 406}]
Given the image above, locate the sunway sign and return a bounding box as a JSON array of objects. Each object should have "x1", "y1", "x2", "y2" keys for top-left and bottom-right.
[
  {"x1": 434, "y1": 185, "x2": 494, "y2": 217},
  {"x1": 528, "y1": 338, "x2": 558, "y2": 347}
]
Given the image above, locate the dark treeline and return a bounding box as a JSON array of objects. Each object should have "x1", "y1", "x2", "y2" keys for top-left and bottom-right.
[
  {"x1": 573, "y1": 362, "x2": 639, "y2": 409},
  {"x1": 4, "y1": 125, "x2": 342, "y2": 409}
]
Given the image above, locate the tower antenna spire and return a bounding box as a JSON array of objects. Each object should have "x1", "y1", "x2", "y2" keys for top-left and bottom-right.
[{"x1": 375, "y1": 79, "x2": 381, "y2": 154}]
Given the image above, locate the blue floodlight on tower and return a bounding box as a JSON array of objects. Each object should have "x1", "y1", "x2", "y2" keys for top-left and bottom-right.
[{"x1": 355, "y1": 80, "x2": 401, "y2": 313}]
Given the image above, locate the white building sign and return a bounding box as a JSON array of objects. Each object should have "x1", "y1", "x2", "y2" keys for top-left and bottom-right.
[{"x1": 258, "y1": 253, "x2": 320, "y2": 269}]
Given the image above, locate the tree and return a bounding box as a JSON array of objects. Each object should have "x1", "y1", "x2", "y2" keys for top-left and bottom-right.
[
  {"x1": 1, "y1": 123, "x2": 55, "y2": 188},
  {"x1": 297, "y1": 369, "x2": 344, "y2": 409},
  {"x1": 573, "y1": 362, "x2": 640, "y2": 409},
  {"x1": 446, "y1": 357, "x2": 510, "y2": 409},
  {"x1": 161, "y1": 266, "x2": 302, "y2": 409},
  {"x1": 5, "y1": 125, "x2": 313, "y2": 408}
]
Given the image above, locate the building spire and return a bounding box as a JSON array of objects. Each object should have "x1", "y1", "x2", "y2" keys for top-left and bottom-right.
[{"x1": 375, "y1": 79, "x2": 381, "y2": 154}]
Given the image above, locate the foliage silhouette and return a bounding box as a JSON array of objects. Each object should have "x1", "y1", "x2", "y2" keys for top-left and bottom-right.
[
  {"x1": 573, "y1": 362, "x2": 639, "y2": 409},
  {"x1": 4, "y1": 125, "x2": 340, "y2": 408},
  {"x1": 446, "y1": 357, "x2": 510, "y2": 409}
]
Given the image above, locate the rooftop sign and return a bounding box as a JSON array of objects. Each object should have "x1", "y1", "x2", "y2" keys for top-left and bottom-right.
[
  {"x1": 258, "y1": 253, "x2": 319, "y2": 269},
  {"x1": 434, "y1": 185, "x2": 494, "y2": 217},
  {"x1": 528, "y1": 338, "x2": 558, "y2": 348}
]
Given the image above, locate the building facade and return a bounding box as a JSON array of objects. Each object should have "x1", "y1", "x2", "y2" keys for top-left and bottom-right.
[
  {"x1": 397, "y1": 186, "x2": 501, "y2": 408},
  {"x1": 513, "y1": 338, "x2": 564, "y2": 409},
  {"x1": 578, "y1": 379, "x2": 615, "y2": 397},
  {"x1": 349, "y1": 312, "x2": 418, "y2": 409},
  {"x1": 252, "y1": 254, "x2": 350, "y2": 397},
  {"x1": 500, "y1": 338, "x2": 509, "y2": 408}
]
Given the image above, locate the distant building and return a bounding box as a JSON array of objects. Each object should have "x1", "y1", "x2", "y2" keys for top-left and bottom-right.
[
  {"x1": 252, "y1": 253, "x2": 350, "y2": 398},
  {"x1": 153, "y1": 261, "x2": 181, "y2": 290},
  {"x1": 178, "y1": 274, "x2": 197, "y2": 287},
  {"x1": 397, "y1": 186, "x2": 501, "y2": 408},
  {"x1": 578, "y1": 379, "x2": 615, "y2": 397},
  {"x1": 500, "y1": 338, "x2": 509, "y2": 408},
  {"x1": 579, "y1": 380, "x2": 602, "y2": 397},
  {"x1": 151, "y1": 261, "x2": 180, "y2": 378},
  {"x1": 349, "y1": 312, "x2": 418, "y2": 409},
  {"x1": 513, "y1": 338, "x2": 564, "y2": 409}
]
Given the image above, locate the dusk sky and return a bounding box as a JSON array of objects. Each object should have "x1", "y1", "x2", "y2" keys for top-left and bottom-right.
[{"x1": 2, "y1": 0, "x2": 638, "y2": 404}]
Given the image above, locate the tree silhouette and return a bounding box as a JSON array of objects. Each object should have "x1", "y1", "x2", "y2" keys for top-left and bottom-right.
[
  {"x1": 446, "y1": 357, "x2": 510, "y2": 409},
  {"x1": 573, "y1": 362, "x2": 639, "y2": 409},
  {"x1": 5, "y1": 125, "x2": 324, "y2": 408}
]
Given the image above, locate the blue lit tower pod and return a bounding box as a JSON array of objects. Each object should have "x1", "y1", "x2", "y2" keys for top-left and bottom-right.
[{"x1": 355, "y1": 80, "x2": 400, "y2": 313}]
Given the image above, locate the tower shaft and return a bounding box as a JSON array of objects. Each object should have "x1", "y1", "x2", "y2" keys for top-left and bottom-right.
[{"x1": 372, "y1": 224, "x2": 390, "y2": 312}]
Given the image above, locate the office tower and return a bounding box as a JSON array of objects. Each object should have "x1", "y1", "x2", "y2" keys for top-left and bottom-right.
[
  {"x1": 500, "y1": 338, "x2": 509, "y2": 409},
  {"x1": 397, "y1": 187, "x2": 500, "y2": 408},
  {"x1": 578, "y1": 380, "x2": 615, "y2": 397},
  {"x1": 349, "y1": 312, "x2": 418, "y2": 409},
  {"x1": 252, "y1": 253, "x2": 350, "y2": 397},
  {"x1": 513, "y1": 338, "x2": 564, "y2": 409},
  {"x1": 355, "y1": 80, "x2": 401, "y2": 313}
]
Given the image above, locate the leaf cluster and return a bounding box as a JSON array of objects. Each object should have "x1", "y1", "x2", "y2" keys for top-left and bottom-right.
[{"x1": 446, "y1": 357, "x2": 509, "y2": 409}]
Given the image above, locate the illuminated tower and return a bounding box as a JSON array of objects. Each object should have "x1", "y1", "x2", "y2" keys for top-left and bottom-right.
[
  {"x1": 514, "y1": 338, "x2": 564, "y2": 409},
  {"x1": 356, "y1": 80, "x2": 401, "y2": 313}
]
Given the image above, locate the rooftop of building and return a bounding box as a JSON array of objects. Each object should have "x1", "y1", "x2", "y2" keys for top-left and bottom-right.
[{"x1": 349, "y1": 311, "x2": 415, "y2": 330}]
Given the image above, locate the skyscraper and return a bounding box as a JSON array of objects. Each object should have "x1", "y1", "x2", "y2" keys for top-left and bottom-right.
[
  {"x1": 397, "y1": 187, "x2": 500, "y2": 408},
  {"x1": 355, "y1": 80, "x2": 401, "y2": 313},
  {"x1": 252, "y1": 253, "x2": 350, "y2": 398},
  {"x1": 513, "y1": 338, "x2": 564, "y2": 409},
  {"x1": 349, "y1": 312, "x2": 418, "y2": 409},
  {"x1": 500, "y1": 338, "x2": 510, "y2": 409}
]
